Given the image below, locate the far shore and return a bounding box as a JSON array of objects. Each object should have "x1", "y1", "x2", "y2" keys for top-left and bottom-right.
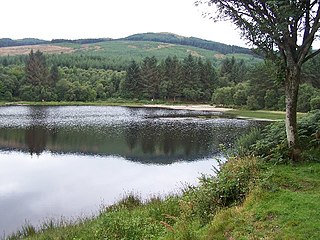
[
  {"x1": 1, "y1": 101, "x2": 288, "y2": 120},
  {"x1": 143, "y1": 104, "x2": 232, "y2": 112}
]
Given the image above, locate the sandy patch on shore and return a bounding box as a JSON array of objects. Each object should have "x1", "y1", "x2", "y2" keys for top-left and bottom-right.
[
  {"x1": 0, "y1": 44, "x2": 75, "y2": 56},
  {"x1": 143, "y1": 104, "x2": 232, "y2": 112}
]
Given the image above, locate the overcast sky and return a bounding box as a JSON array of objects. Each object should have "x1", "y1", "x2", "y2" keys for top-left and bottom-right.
[{"x1": 1, "y1": 0, "x2": 249, "y2": 47}]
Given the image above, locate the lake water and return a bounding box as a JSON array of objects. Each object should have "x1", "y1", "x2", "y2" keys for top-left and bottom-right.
[{"x1": 0, "y1": 106, "x2": 263, "y2": 235}]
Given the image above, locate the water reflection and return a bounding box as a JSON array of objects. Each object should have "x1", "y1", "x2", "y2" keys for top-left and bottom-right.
[{"x1": 0, "y1": 108, "x2": 261, "y2": 164}]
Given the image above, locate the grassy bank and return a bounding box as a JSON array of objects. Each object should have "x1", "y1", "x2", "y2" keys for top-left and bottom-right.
[
  {"x1": 6, "y1": 158, "x2": 319, "y2": 240},
  {"x1": 227, "y1": 109, "x2": 287, "y2": 120},
  {"x1": 205, "y1": 162, "x2": 320, "y2": 239}
]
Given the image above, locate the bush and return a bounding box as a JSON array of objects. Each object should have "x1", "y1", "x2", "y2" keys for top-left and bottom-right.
[
  {"x1": 184, "y1": 156, "x2": 261, "y2": 225},
  {"x1": 233, "y1": 89, "x2": 248, "y2": 106},
  {"x1": 235, "y1": 110, "x2": 320, "y2": 162},
  {"x1": 264, "y1": 89, "x2": 279, "y2": 110},
  {"x1": 212, "y1": 87, "x2": 234, "y2": 105},
  {"x1": 246, "y1": 95, "x2": 260, "y2": 110},
  {"x1": 234, "y1": 128, "x2": 262, "y2": 156},
  {"x1": 310, "y1": 97, "x2": 320, "y2": 110}
]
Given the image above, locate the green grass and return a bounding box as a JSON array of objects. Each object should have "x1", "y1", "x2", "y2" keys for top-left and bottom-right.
[
  {"x1": 205, "y1": 162, "x2": 320, "y2": 240},
  {"x1": 227, "y1": 109, "x2": 286, "y2": 120},
  {"x1": 226, "y1": 109, "x2": 306, "y2": 121}
]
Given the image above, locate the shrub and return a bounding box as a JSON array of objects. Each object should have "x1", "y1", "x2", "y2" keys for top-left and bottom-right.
[
  {"x1": 297, "y1": 84, "x2": 319, "y2": 112},
  {"x1": 233, "y1": 89, "x2": 248, "y2": 106},
  {"x1": 236, "y1": 110, "x2": 320, "y2": 162},
  {"x1": 264, "y1": 89, "x2": 279, "y2": 110},
  {"x1": 184, "y1": 156, "x2": 261, "y2": 225},
  {"x1": 246, "y1": 95, "x2": 260, "y2": 110},
  {"x1": 310, "y1": 97, "x2": 320, "y2": 110},
  {"x1": 234, "y1": 128, "x2": 262, "y2": 156},
  {"x1": 211, "y1": 87, "x2": 234, "y2": 105}
]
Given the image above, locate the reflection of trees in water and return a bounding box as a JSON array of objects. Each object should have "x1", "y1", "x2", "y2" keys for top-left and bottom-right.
[
  {"x1": 125, "y1": 126, "x2": 139, "y2": 151},
  {"x1": 0, "y1": 115, "x2": 263, "y2": 162},
  {"x1": 25, "y1": 126, "x2": 48, "y2": 156},
  {"x1": 124, "y1": 122, "x2": 213, "y2": 157},
  {"x1": 25, "y1": 107, "x2": 52, "y2": 156}
]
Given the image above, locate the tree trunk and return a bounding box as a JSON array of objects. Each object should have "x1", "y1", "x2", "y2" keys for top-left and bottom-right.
[{"x1": 285, "y1": 65, "x2": 301, "y2": 161}]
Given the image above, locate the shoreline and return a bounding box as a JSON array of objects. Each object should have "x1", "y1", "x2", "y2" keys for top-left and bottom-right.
[
  {"x1": 1, "y1": 101, "x2": 287, "y2": 120},
  {"x1": 142, "y1": 104, "x2": 232, "y2": 112}
]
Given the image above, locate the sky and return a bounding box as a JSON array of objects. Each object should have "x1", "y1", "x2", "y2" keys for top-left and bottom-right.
[{"x1": 0, "y1": 0, "x2": 249, "y2": 47}]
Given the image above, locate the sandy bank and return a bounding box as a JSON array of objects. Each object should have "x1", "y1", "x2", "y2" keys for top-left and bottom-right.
[{"x1": 143, "y1": 104, "x2": 232, "y2": 112}]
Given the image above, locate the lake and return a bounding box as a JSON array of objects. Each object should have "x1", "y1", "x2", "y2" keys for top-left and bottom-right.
[{"x1": 0, "y1": 106, "x2": 263, "y2": 235}]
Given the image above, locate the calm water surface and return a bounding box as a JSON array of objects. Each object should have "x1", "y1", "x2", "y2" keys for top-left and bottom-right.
[{"x1": 0, "y1": 106, "x2": 263, "y2": 235}]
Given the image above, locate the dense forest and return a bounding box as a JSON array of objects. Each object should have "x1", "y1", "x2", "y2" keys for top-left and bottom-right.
[{"x1": 0, "y1": 39, "x2": 319, "y2": 111}]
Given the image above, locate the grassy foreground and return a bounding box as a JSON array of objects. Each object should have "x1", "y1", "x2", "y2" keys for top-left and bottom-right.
[{"x1": 7, "y1": 157, "x2": 320, "y2": 240}]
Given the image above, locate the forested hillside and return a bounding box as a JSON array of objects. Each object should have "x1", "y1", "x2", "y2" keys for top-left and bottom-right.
[
  {"x1": 0, "y1": 32, "x2": 254, "y2": 56},
  {"x1": 0, "y1": 33, "x2": 319, "y2": 111},
  {"x1": 123, "y1": 32, "x2": 253, "y2": 55},
  {"x1": 0, "y1": 38, "x2": 47, "y2": 48}
]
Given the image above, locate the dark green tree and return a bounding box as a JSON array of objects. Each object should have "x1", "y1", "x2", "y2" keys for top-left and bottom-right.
[
  {"x1": 25, "y1": 50, "x2": 49, "y2": 86},
  {"x1": 123, "y1": 60, "x2": 142, "y2": 99},
  {"x1": 181, "y1": 54, "x2": 201, "y2": 101},
  {"x1": 159, "y1": 56, "x2": 183, "y2": 101},
  {"x1": 198, "y1": 58, "x2": 216, "y2": 100},
  {"x1": 49, "y1": 64, "x2": 59, "y2": 87},
  {"x1": 140, "y1": 56, "x2": 160, "y2": 99}
]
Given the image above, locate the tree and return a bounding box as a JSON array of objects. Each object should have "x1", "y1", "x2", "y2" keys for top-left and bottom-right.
[
  {"x1": 160, "y1": 56, "x2": 182, "y2": 101},
  {"x1": 123, "y1": 60, "x2": 142, "y2": 99},
  {"x1": 25, "y1": 50, "x2": 49, "y2": 86},
  {"x1": 197, "y1": 0, "x2": 320, "y2": 160},
  {"x1": 140, "y1": 56, "x2": 160, "y2": 99}
]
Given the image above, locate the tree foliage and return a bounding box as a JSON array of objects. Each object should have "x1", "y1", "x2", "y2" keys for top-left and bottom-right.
[{"x1": 197, "y1": 0, "x2": 320, "y2": 160}]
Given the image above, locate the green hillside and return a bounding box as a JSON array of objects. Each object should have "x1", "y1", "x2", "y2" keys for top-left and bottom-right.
[
  {"x1": 0, "y1": 40, "x2": 261, "y2": 70},
  {"x1": 123, "y1": 32, "x2": 253, "y2": 55},
  {"x1": 55, "y1": 40, "x2": 260, "y2": 67},
  {"x1": 0, "y1": 32, "x2": 260, "y2": 68}
]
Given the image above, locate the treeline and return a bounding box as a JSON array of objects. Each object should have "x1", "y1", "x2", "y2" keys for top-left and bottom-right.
[
  {"x1": 0, "y1": 49, "x2": 319, "y2": 111},
  {"x1": 0, "y1": 54, "x2": 126, "y2": 71},
  {"x1": 0, "y1": 51, "x2": 216, "y2": 102},
  {"x1": 123, "y1": 32, "x2": 254, "y2": 55},
  {"x1": 122, "y1": 55, "x2": 216, "y2": 101},
  {"x1": 0, "y1": 50, "x2": 126, "y2": 101},
  {"x1": 212, "y1": 57, "x2": 320, "y2": 112}
]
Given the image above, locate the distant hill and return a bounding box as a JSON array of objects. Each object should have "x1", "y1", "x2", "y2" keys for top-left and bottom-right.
[
  {"x1": 0, "y1": 38, "x2": 110, "y2": 48},
  {"x1": 51, "y1": 38, "x2": 112, "y2": 45},
  {"x1": 122, "y1": 32, "x2": 253, "y2": 55},
  {"x1": 0, "y1": 38, "x2": 48, "y2": 47},
  {"x1": 0, "y1": 40, "x2": 261, "y2": 70},
  {"x1": 0, "y1": 32, "x2": 254, "y2": 57}
]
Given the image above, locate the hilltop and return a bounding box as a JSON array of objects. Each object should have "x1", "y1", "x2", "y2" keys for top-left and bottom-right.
[
  {"x1": 0, "y1": 33, "x2": 252, "y2": 55},
  {"x1": 122, "y1": 32, "x2": 252, "y2": 55},
  {"x1": 0, "y1": 33, "x2": 260, "y2": 68}
]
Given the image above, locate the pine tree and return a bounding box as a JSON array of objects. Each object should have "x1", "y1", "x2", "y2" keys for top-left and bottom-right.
[{"x1": 25, "y1": 50, "x2": 49, "y2": 86}]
